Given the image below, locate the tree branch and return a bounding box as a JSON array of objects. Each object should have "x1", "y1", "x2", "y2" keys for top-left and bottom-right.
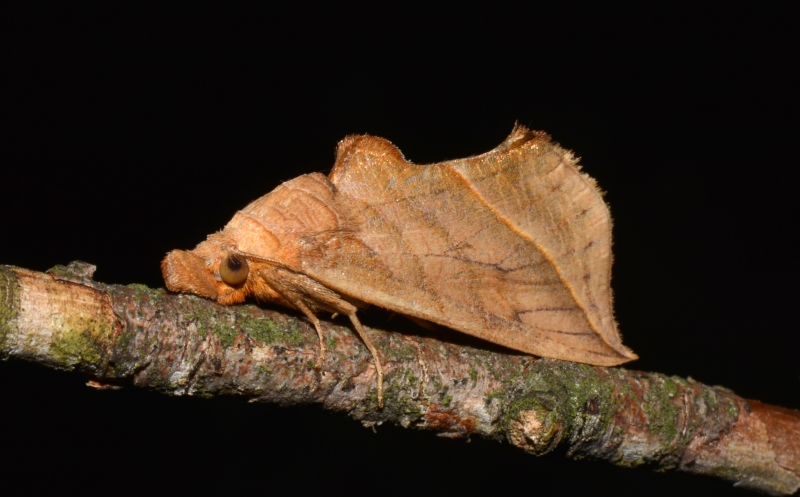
[{"x1": 1, "y1": 262, "x2": 798, "y2": 495}]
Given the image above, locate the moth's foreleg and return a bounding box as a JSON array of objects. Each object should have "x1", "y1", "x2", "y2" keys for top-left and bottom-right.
[
  {"x1": 346, "y1": 312, "x2": 384, "y2": 409},
  {"x1": 265, "y1": 267, "x2": 384, "y2": 408},
  {"x1": 293, "y1": 300, "x2": 326, "y2": 362}
]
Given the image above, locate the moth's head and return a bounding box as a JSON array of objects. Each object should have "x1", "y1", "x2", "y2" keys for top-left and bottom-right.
[{"x1": 161, "y1": 234, "x2": 257, "y2": 305}]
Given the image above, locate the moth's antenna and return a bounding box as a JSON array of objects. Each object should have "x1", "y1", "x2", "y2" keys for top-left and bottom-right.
[{"x1": 236, "y1": 250, "x2": 293, "y2": 270}]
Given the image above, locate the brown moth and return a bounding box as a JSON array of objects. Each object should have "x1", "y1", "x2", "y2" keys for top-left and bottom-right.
[{"x1": 162, "y1": 125, "x2": 637, "y2": 407}]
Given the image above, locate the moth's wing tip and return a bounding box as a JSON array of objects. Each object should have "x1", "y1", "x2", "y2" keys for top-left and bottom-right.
[
  {"x1": 596, "y1": 327, "x2": 639, "y2": 364},
  {"x1": 495, "y1": 124, "x2": 552, "y2": 154},
  {"x1": 607, "y1": 347, "x2": 639, "y2": 365}
]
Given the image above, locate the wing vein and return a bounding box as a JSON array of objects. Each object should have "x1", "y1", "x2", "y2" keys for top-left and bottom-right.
[{"x1": 444, "y1": 164, "x2": 603, "y2": 339}]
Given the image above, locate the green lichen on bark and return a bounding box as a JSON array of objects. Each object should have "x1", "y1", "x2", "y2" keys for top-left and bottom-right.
[
  {"x1": 506, "y1": 396, "x2": 562, "y2": 452},
  {"x1": 382, "y1": 367, "x2": 425, "y2": 418},
  {"x1": 381, "y1": 339, "x2": 417, "y2": 362},
  {"x1": 499, "y1": 360, "x2": 755, "y2": 473},
  {"x1": 641, "y1": 375, "x2": 681, "y2": 444},
  {"x1": 0, "y1": 266, "x2": 20, "y2": 352},
  {"x1": 503, "y1": 360, "x2": 618, "y2": 445},
  {"x1": 49, "y1": 322, "x2": 105, "y2": 368},
  {"x1": 44, "y1": 264, "x2": 77, "y2": 280},
  {"x1": 209, "y1": 320, "x2": 239, "y2": 348},
  {"x1": 468, "y1": 367, "x2": 478, "y2": 385},
  {"x1": 179, "y1": 298, "x2": 306, "y2": 349},
  {"x1": 48, "y1": 315, "x2": 114, "y2": 371},
  {"x1": 126, "y1": 283, "x2": 164, "y2": 302},
  {"x1": 237, "y1": 312, "x2": 305, "y2": 348}
]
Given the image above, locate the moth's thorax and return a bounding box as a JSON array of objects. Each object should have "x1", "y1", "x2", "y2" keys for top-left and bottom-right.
[{"x1": 225, "y1": 212, "x2": 282, "y2": 259}]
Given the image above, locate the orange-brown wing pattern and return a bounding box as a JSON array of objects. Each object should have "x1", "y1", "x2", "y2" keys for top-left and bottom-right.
[{"x1": 302, "y1": 126, "x2": 635, "y2": 366}]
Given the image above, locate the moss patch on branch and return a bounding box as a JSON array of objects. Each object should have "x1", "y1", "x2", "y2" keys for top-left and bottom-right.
[
  {"x1": 0, "y1": 267, "x2": 20, "y2": 352},
  {"x1": 48, "y1": 315, "x2": 114, "y2": 371}
]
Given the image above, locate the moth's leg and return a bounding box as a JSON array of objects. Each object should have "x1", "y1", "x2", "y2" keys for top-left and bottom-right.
[
  {"x1": 261, "y1": 267, "x2": 383, "y2": 407},
  {"x1": 345, "y1": 311, "x2": 384, "y2": 408},
  {"x1": 292, "y1": 300, "x2": 326, "y2": 362}
]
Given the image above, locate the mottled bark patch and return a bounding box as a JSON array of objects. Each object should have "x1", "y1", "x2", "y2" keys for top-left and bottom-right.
[{"x1": 0, "y1": 266, "x2": 20, "y2": 353}]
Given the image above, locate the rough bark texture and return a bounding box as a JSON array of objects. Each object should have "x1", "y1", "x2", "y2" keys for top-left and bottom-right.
[{"x1": 1, "y1": 262, "x2": 798, "y2": 495}]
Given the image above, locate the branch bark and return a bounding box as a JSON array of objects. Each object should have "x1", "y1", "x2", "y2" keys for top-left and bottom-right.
[{"x1": 1, "y1": 262, "x2": 798, "y2": 495}]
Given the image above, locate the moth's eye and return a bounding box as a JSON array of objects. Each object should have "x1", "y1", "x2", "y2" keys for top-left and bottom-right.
[{"x1": 220, "y1": 254, "x2": 249, "y2": 286}]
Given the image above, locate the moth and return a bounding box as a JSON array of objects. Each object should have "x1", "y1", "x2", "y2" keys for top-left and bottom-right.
[{"x1": 162, "y1": 125, "x2": 637, "y2": 407}]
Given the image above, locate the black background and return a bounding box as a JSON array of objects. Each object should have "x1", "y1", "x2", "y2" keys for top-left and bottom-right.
[{"x1": 2, "y1": 6, "x2": 798, "y2": 496}]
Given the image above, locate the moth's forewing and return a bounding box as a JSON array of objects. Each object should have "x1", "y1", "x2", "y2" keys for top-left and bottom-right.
[
  {"x1": 299, "y1": 127, "x2": 636, "y2": 366},
  {"x1": 447, "y1": 130, "x2": 622, "y2": 352}
]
